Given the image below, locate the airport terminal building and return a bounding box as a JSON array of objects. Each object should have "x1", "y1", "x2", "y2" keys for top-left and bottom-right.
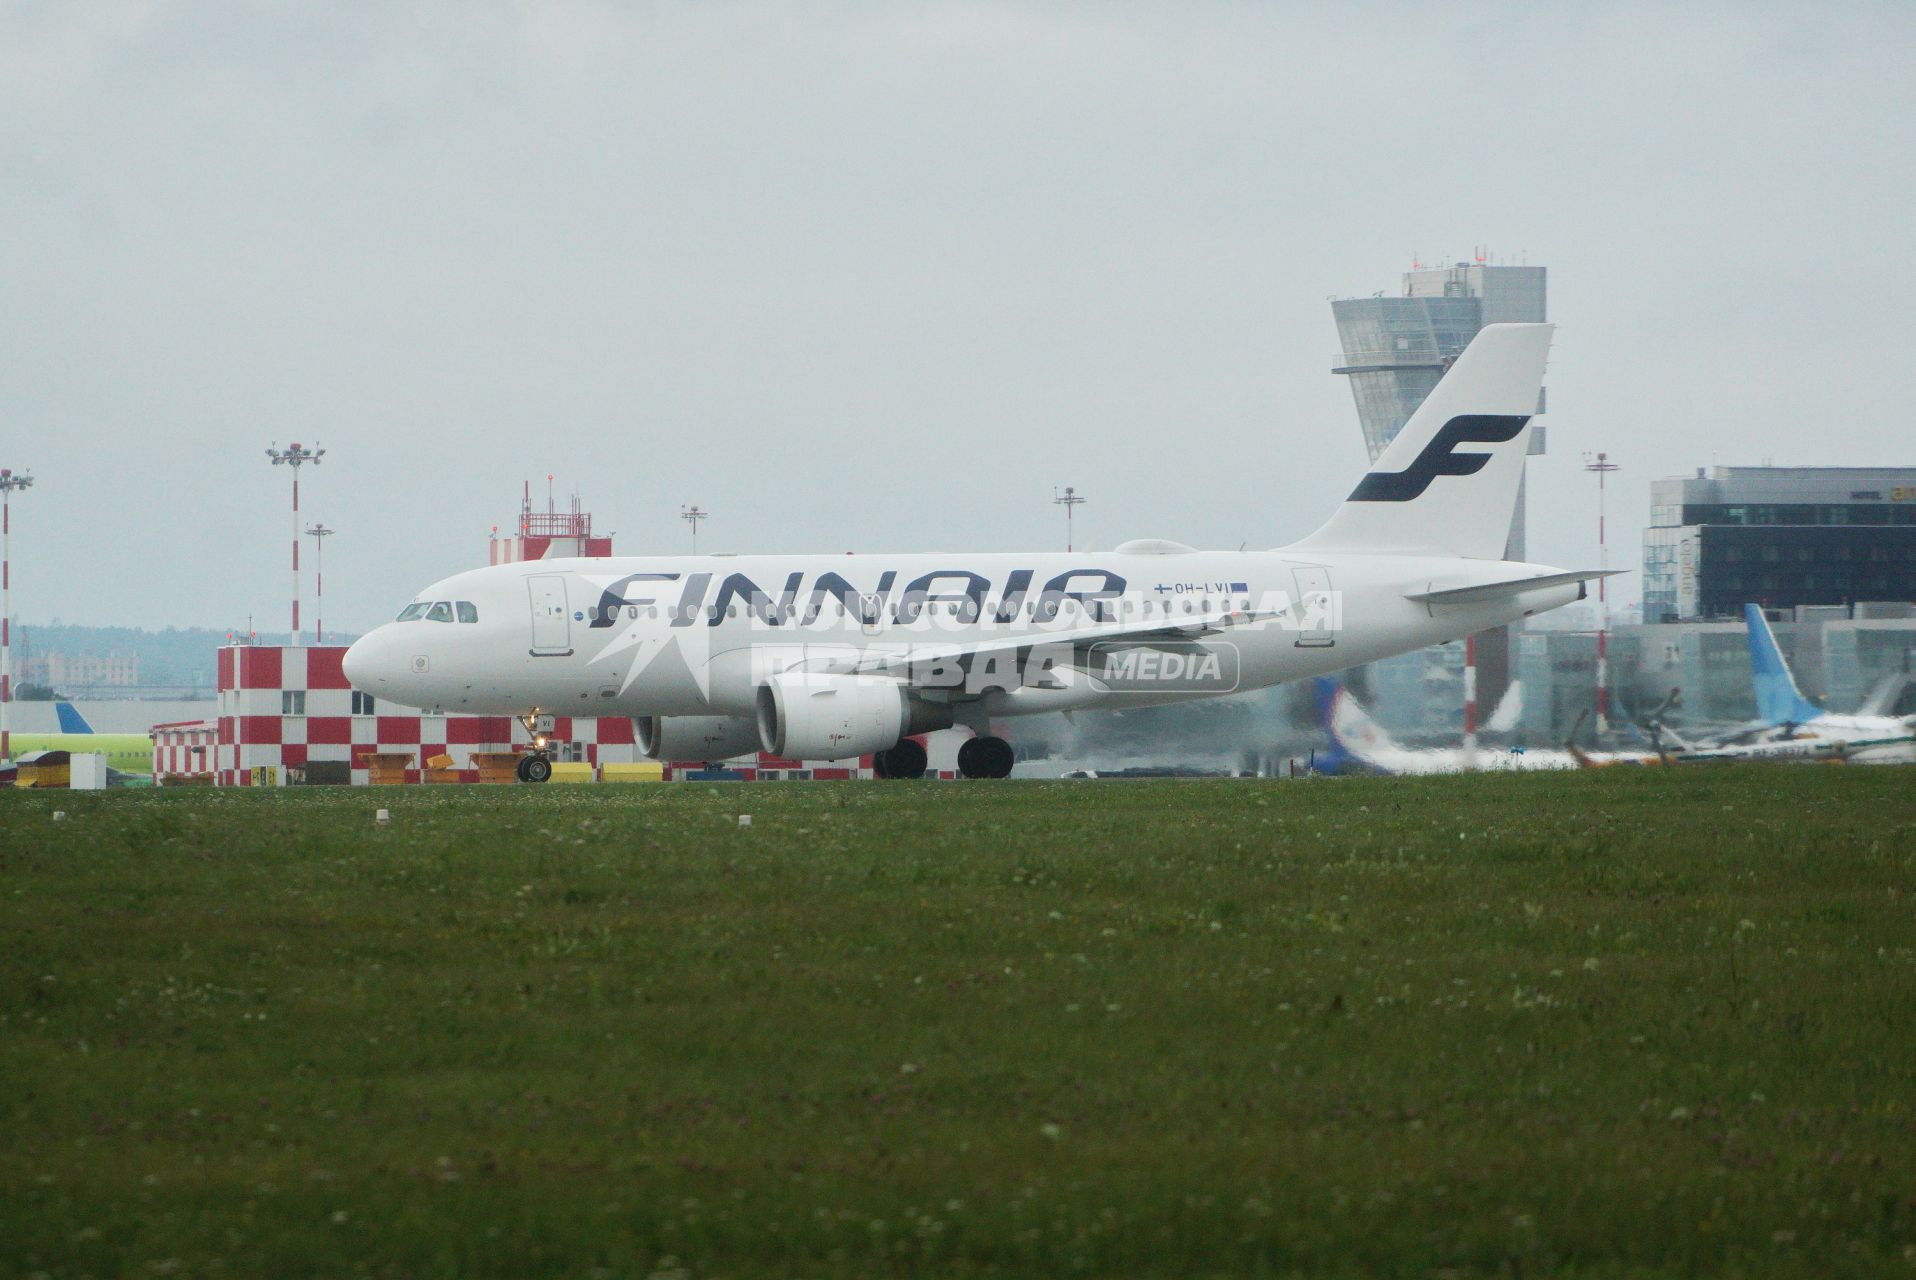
[
  {"x1": 1642, "y1": 466, "x2": 1916, "y2": 622},
  {"x1": 1364, "y1": 459, "x2": 1916, "y2": 746}
]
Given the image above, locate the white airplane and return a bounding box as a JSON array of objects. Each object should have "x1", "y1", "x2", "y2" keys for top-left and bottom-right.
[
  {"x1": 1316, "y1": 678, "x2": 1658, "y2": 774},
  {"x1": 1719, "y1": 603, "x2": 1916, "y2": 764},
  {"x1": 345, "y1": 323, "x2": 1611, "y2": 780}
]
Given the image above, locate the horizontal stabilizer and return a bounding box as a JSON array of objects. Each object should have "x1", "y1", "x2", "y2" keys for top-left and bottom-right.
[{"x1": 1406, "y1": 569, "x2": 1620, "y2": 606}]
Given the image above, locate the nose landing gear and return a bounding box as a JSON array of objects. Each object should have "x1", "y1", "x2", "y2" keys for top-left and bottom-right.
[
  {"x1": 956, "y1": 735, "x2": 1015, "y2": 780},
  {"x1": 517, "y1": 711, "x2": 555, "y2": 784}
]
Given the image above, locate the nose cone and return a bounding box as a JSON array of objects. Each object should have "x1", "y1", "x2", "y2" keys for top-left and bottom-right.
[{"x1": 342, "y1": 629, "x2": 384, "y2": 691}]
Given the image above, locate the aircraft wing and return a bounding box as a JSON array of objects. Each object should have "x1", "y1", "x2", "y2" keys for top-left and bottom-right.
[{"x1": 791, "y1": 607, "x2": 1276, "y2": 683}]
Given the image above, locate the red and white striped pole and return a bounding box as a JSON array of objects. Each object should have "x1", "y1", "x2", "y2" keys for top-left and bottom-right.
[
  {"x1": 0, "y1": 467, "x2": 33, "y2": 766},
  {"x1": 1584, "y1": 452, "x2": 1619, "y2": 736},
  {"x1": 306, "y1": 523, "x2": 334, "y2": 644},
  {"x1": 291, "y1": 467, "x2": 300, "y2": 644},
  {"x1": 267, "y1": 443, "x2": 324, "y2": 647},
  {"x1": 1463, "y1": 631, "x2": 1479, "y2": 763}
]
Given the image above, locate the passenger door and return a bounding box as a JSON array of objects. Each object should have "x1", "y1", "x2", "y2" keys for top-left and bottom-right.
[
  {"x1": 1291, "y1": 567, "x2": 1336, "y2": 648},
  {"x1": 528, "y1": 575, "x2": 572, "y2": 656}
]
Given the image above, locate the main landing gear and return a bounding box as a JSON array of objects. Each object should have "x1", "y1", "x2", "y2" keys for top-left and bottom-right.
[
  {"x1": 956, "y1": 735, "x2": 1015, "y2": 780},
  {"x1": 873, "y1": 738, "x2": 928, "y2": 780},
  {"x1": 517, "y1": 711, "x2": 554, "y2": 783}
]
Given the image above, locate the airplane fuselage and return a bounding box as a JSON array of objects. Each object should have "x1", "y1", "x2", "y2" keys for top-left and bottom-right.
[
  {"x1": 345, "y1": 548, "x2": 1582, "y2": 728},
  {"x1": 1751, "y1": 716, "x2": 1916, "y2": 763}
]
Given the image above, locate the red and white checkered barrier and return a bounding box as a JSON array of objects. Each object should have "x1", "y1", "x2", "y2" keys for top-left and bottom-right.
[{"x1": 211, "y1": 644, "x2": 874, "y2": 784}]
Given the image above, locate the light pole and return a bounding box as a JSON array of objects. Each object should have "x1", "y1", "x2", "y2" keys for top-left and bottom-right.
[
  {"x1": 1, "y1": 467, "x2": 33, "y2": 766},
  {"x1": 266, "y1": 442, "x2": 323, "y2": 647},
  {"x1": 1583, "y1": 451, "x2": 1620, "y2": 735},
  {"x1": 681, "y1": 505, "x2": 708, "y2": 554},
  {"x1": 1053, "y1": 485, "x2": 1085, "y2": 552},
  {"x1": 306, "y1": 523, "x2": 335, "y2": 644}
]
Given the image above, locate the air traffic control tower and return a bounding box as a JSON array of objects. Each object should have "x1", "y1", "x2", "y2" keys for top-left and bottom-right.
[{"x1": 1331, "y1": 259, "x2": 1548, "y2": 712}]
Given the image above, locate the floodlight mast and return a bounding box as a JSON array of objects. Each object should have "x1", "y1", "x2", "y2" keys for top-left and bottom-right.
[
  {"x1": 681, "y1": 505, "x2": 708, "y2": 554},
  {"x1": 306, "y1": 523, "x2": 336, "y2": 644},
  {"x1": 0, "y1": 467, "x2": 34, "y2": 766},
  {"x1": 1052, "y1": 485, "x2": 1085, "y2": 552},
  {"x1": 266, "y1": 442, "x2": 323, "y2": 647}
]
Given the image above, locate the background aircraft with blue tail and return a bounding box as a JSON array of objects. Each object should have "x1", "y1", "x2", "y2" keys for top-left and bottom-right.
[
  {"x1": 1702, "y1": 604, "x2": 1916, "y2": 764},
  {"x1": 3, "y1": 703, "x2": 154, "y2": 776}
]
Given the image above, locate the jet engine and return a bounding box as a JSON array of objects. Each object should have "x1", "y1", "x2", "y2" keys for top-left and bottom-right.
[
  {"x1": 755, "y1": 672, "x2": 930, "y2": 760},
  {"x1": 636, "y1": 714, "x2": 762, "y2": 763}
]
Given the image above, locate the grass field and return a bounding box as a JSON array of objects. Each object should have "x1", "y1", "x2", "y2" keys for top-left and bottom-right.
[{"x1": 3, "y1": 768, "x2": 1913, "y2": 1278}]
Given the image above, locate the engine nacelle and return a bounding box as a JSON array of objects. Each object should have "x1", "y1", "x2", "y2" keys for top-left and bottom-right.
[
  {"x1": 755, "y1": 673, "x2": 912, "y2": 760},
  {"x1": 635, "y1": 714, "x2": 761, "y2": 763}
]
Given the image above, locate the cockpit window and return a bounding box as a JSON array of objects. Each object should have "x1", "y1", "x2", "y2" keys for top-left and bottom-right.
[
  {"x1": 396, "y1": 602, "x2": 430, "y2": 622},
  {"x1": 456, "y1": 601, "x2": 478, "y2": 624},
  {"x1": 426, "y1": 601, "x2": 454, "y2": 623}
]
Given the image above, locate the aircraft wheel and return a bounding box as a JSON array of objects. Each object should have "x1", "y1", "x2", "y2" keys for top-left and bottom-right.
[
  {"x1": 875, "y1": 738, "x2": 927, "y2": 780},
  {"x1": 958, "y1": 735, "x2": 1015, "y2": 780},
  {"x1": 519, "y1": 753, "x2": 553, "y2": 783}
]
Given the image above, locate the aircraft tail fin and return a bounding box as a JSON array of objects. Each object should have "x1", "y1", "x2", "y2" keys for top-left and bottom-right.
[
  {"x1": 54, "y1": 702, "x2": 95, "y2": 734},
  {"x1": 1743, "y1": 604, "x2": 1824, "y2": 725},
  {"x1": 1484, "y1": 679, "x2": 1524, "y2": 735},
  {"x1": 1292, "y1": 323, "x2": 1552, "y2": 561},
  {"x1": 1857, "y1": 670, "x2": 1909, "y2": 719},
  {"x1": 1316, "y1": 677, "x2": 1403, "y2": 770}
]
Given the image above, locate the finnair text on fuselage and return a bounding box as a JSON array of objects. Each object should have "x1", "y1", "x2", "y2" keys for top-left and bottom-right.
[{"x1": 583, "y1": 567, "x2": 1313, "y2": 630}]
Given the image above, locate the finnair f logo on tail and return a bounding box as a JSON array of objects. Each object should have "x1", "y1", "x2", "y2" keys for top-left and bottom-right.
[{"x1": 1347, "y1": 415, "x2": 1530, "y2": 502}]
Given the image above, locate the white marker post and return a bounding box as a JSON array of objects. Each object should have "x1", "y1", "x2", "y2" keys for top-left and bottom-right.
[{"x1": 0, "y1": 467, "x2": 34, "y2": 766}]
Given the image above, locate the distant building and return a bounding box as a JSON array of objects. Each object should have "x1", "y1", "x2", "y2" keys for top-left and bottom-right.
[
  {"x1": 1329, "y1": 258, "x2": 1549, "y2": 722},
  {"x1": 22, "y1": 651, "x2": 140, "y2": 689},
  {"x1": 1642, "y1": 466, "x2": 1916, "y2": 622},
  {"x1": 1517, "y1": 603, "x2": 1916, "y2": 742}
]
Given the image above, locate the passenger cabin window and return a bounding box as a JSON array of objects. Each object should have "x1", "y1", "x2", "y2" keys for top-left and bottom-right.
[
  {"x1": 426, "y1": 601, "x2": 453, "y2": 623},
  {"x1": 396, "y1": 602, "x2": 430, "y2": 622},
  {"x1": 456, "y1": 601, "x2": 479, "y2": 623}
]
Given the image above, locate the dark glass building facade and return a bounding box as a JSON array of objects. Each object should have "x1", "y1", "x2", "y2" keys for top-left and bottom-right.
[{"x1": 1643, "y1": 468, "x2": 1916, "y2": 621}]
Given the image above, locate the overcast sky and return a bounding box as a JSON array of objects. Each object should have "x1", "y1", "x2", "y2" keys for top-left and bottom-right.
[{"x1": 4, "y1": 1, "x2": 1913, "y2": 634}]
